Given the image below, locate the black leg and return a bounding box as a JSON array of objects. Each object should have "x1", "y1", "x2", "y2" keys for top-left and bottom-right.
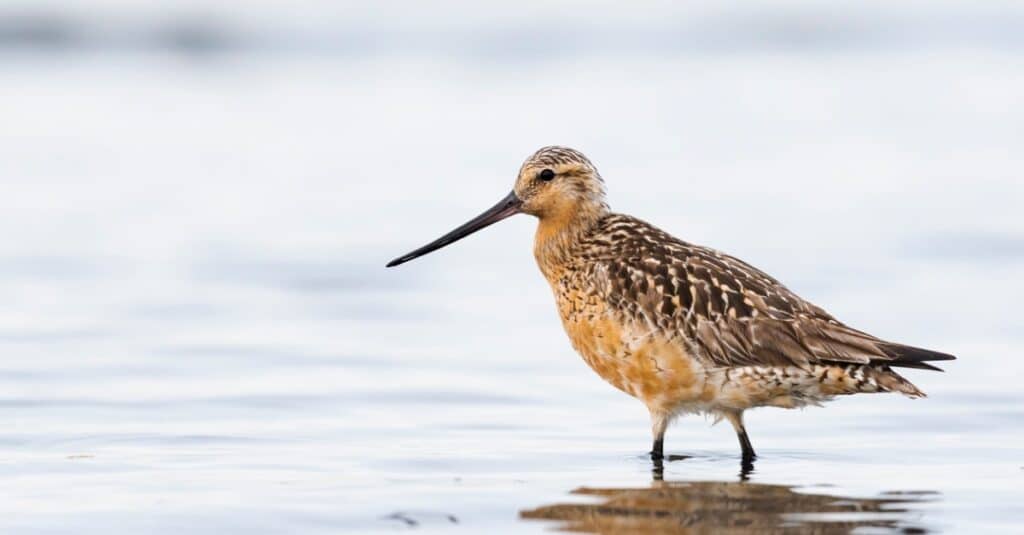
[
  {"x1": 649, "y1": 410, "x2": 668, "y2": 461},
  {"x1": 736, "y1": 426, "x2": 756, "y2": 461},
  {"x1": 724, "y1": 411, "x2": 757, "y2": 462},
  {"x1": 650, "y1": 437, "x2": 664, "y2": 460},
  {"x1": 739, "y1": 456, "x2": 754, "y2": 480},
  {"x1": 736, "y1": 424, "x2": 756, "y2": 479}
]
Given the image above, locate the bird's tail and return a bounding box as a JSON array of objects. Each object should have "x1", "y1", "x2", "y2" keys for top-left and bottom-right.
[{"x1": 882, "y1": 343, "x2": 956, "y2": 372}]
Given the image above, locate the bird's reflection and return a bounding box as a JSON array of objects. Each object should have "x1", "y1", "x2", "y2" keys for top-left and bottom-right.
[{"x1": 521, "y1": 462, "x2": 937, "y2": 534}]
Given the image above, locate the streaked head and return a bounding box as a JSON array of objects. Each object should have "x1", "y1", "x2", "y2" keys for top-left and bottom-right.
[
  {"x1": 514, "y1": 146, "x2": 608, "y2": 218},
  {"x1": 386, "y1": 146, "x2": 608, "y2": 268}
]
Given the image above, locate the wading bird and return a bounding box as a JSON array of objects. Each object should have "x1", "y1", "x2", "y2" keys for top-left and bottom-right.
[{"x1": 386, "y1": 146, "x2": 954, "y2": 463}]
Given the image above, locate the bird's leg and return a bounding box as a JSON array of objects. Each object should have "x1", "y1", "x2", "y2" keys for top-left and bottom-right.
[
  {"x1": 724, "y1": 410, "x2": 756, "y2": 461},
  {"x1": 649, "y1": 410, "x2": 669, "y2": 461},
  {"x1": 651, "y1": 437, "x2": 664, "y2": 461}
]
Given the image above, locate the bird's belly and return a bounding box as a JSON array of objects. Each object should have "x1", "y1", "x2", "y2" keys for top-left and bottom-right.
[{"x1": 560, "y1": 313, "x2": 714, "y2": 413}]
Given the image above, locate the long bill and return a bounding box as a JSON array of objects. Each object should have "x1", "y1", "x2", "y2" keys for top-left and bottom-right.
[{"x1": 385, "y1": 191, "x2": 523, "y2": 267}]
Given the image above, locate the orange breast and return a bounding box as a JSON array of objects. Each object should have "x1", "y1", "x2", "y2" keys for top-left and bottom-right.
[{"x1": 555, "y1": 286, "x2": 709, "y2": 412}]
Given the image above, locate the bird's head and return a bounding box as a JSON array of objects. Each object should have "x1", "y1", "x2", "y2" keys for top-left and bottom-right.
[
  {"x1": 386, "y1": 146, "x2": 608, "y2": 268},
  {"x1": 513, "y1": 146, "x2": 608, "y2": 220}
]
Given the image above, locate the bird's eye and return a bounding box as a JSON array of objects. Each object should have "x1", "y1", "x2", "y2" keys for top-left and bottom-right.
[{"x1": 539, "y1": 168, "x2": 555, "y2": 181}]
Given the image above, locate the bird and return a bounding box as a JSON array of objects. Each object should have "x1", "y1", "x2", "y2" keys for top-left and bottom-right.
[{"x1": 386, "y1": 146, "x2": 955, "y2": 463}]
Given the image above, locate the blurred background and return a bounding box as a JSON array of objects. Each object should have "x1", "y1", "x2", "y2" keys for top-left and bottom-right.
[{"x1": 1, "y1": 1, "x2": 1022, "y2": 533}]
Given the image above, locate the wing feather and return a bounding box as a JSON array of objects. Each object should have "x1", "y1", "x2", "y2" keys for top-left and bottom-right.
[{"x1": 579, "y1": 214, "x2": 911, "y2": 370}]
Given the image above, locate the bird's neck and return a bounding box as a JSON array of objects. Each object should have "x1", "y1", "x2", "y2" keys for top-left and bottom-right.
[{"x1": 533, "y1": 205, "x2": 605, "y2": 278}]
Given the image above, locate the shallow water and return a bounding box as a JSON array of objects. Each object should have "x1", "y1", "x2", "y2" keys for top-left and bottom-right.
[{"x1": 1, "y1": 2, "x2": 1023, "y2": 533}]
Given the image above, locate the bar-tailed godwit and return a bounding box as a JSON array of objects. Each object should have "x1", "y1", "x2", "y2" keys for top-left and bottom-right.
[{"x1": 387, "y1": 146, "x2": 955, "y2": 462}]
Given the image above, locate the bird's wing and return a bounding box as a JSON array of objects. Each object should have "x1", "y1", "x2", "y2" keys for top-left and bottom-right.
[{"x1": 584, "y1": 215, "x2": 898, "y2": 370}]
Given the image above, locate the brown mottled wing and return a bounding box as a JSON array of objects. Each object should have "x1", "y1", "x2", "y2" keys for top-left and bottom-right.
[{"x1": 581, "y1": 214, "x2": 897, "y2": 370}]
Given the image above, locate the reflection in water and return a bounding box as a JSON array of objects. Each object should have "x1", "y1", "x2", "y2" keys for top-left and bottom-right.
[{"x1": 521, "y1": 476, "x2": 937, "y2": 534}]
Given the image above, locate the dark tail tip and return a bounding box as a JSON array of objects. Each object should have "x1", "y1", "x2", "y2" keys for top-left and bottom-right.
[{"x1": 884, "y1": 343, "x2": 956, "y2": 372}]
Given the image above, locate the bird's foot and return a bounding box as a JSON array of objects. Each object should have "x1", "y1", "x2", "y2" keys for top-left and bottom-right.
[{"x1": 739, "y1": 452, "x2": 756, "y2": 480}]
